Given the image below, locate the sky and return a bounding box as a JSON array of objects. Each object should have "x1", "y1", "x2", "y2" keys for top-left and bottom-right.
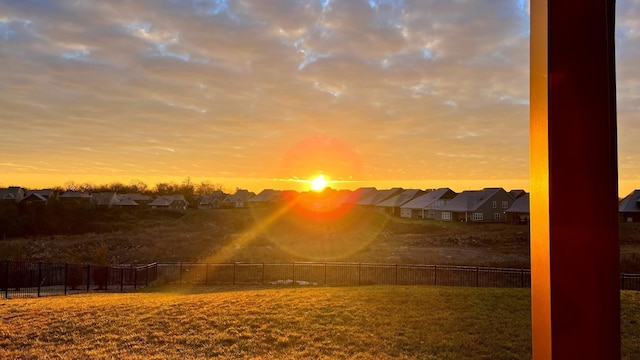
[{"x1": 0, "y1": 0, "x2": 639, "y2": 195}]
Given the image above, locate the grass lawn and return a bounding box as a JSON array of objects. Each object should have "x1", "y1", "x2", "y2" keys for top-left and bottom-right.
[{"x1": 1, "y1": 286, "x2": 639, "y2": 359}]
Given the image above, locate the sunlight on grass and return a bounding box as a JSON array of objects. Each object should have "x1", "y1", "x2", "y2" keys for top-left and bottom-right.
[{"x1": 2, "y1": 287, "x2": 638, "y2": 359}]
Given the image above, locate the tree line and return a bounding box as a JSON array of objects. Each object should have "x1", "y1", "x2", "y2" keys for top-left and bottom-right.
[{"x1": 0, "y1": 178, "x2": 228, "y2": 240}]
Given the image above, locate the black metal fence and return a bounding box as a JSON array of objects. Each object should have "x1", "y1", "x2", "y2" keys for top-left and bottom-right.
[
  {"x1": 4, "y1": 260, "x2": 640, "y2": 299},
  {"x1": 1, "y1": 261, "x2": 157, "y2": 299},
  {"x1": 158, "y1": 262, "x2": 640, "y2": 290},
  {"x1": 157, "y1": 262, "x2": 533, "y2": 287}
]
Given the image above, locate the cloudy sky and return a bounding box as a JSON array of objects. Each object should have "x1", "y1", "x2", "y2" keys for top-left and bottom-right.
[{"x1": 1, "y1": 0, "x2": 639, "y2": 195}]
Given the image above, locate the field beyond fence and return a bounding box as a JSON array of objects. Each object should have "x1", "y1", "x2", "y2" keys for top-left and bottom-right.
[{"x1": 3, "y1": 260, "x2": 640, "y2": 299}]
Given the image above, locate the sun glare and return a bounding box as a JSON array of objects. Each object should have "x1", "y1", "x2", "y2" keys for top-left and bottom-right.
[{"x1": 310, "y1": 174, "x2": 328, "y2": 192}]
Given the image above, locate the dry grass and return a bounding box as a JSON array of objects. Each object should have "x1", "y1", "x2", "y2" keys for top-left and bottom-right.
[
  {"x1": 3, "y1": 285, "x2": 639, "y2": 359},
  {"x1": 1, "y1": 285, "x2": 533, "y2": 359}
]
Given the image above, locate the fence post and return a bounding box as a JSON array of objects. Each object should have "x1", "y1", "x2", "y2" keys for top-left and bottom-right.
[
  {"x1": 434, "y1": 265, "x2": 437, "y2": 286},
  {"x1": 476, "y1": 267, "x2": 479, "y2": 287},
  {"x1": 37, "y1": 263, "x2": 42, "y2": 297},
  {"x1": 105, "y1": 266, "x2": 109, "y2": 292},
  {"x1": 3, "y1": 261, "x2": 9, "y2": 299},
  {"x1": 324, "y1": 263, "x2": 327, "y2": 286},
  {"x1": 64, "y1": 263, "x2": 68, "y2": 295},
  {"x1": 85, "y1": 265, "x2": 90, "y2": 292},
  {"x1": 395, "y1": 264, "x2": 398, "y2": 285}
]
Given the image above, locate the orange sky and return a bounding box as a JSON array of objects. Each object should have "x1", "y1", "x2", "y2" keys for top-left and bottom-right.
[{"x1": 1, "y1": 1, "x2": 639, "y2": 196}]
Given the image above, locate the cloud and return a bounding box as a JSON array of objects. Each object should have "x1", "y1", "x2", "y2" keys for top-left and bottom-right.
[{"x1": 0, "y1": 0, "x2": 637, "y2": 191}]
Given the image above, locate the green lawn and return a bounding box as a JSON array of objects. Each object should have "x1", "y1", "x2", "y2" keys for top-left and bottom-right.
[{"x1": 2, "y1": 286, "x2": 639, "y2": 359}]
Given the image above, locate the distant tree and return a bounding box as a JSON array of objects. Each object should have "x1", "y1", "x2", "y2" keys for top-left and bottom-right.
[
  {"x1": 129, "y1": 180, "x2": 148, "y2": 193},
  {"x1": 179, "y1": 178, "x2": 197, "y2": 208},
  {"x1": 154, "y1": 182, "x2": 178, "y2": 195},
  {"x1": 64, "y1": 181, "x2": 93, "y2": 193},
  {"x1": 196, "y1": 181, "x2": 225, "y2": 196}
]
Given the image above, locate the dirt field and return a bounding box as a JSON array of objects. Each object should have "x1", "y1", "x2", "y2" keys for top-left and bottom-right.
[{"x1": 0, "y1": 207, "x2": 638, "y2": 271}]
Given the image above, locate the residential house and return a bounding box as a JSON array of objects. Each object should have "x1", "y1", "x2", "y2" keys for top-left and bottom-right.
[
  {"x1": 400, "y1": 188, "x2": 458, "y2": 219},
  {"x1": 0, "y1": 187, "x2": 26, "y2": 204},
  {"x1": 27, "y1": 189, "x2": 58, "y2": 204},
  {"x1": 59, "y1": 191, "x2": 91, "y2": 209},
  {"x1": 619, "y1": 190, "x2": 640, "y2": 223},
  {"x1": 342, "y1": 187, "x2": 377, "y2": 207},
  {"x1": 118, "y1": 193, "x2": 153, "y2": 207},
  {"x1": 89, "y1": 192, "x2": 119, "y2": 209},
  {"x1": 505, "y1": 193, "x2": 530, "y2": 224},
  {"x1": 357, "y1": 188, "x2": 404, "y2": 208},
  {"x1": 509, "y1": 189, "x2": 527, "y2": 199},
  {"x1": 148, "y1": 195, "x2": 189, "y2": 211},
  {"x1": 375, "y1": 189, "x2": 425, "y2": 216},
  {"x1": 221, "y1": 189, "x2": 256, "y2": 208},
  {"x1": 20, "y1": 192, "x2": 48, "y2": 208},
  {"x1": 246, "y1": 189, "x2": 283, "y2": 207},
  {"x1": 433, "y1": 188, "x2": 514, "y2": 222},
  {"x1": 113, "y1": 198, "x2": 140, "y2": 209},
  {"x1": 198, "y1": 190, "x2": 228, "y2": 209}
]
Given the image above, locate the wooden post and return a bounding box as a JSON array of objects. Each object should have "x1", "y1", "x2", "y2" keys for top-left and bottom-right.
[{"x1": 530, "y1": 1, "x2": 620, "y2": 358}]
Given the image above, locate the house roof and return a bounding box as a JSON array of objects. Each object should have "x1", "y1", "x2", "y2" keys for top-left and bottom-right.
[
  {"x1": 149, "y1": 194, "x2": 187, "y2": 206},
  {"x1": 225, "y1": 189, "x2": 256, "y2": 203},
  {"x1": 114, "y1": 198, "x2": 139, "y2": 206},
  {"x1": 119, "y1": 193, "x2": 152, "y2": 202},
  {"x1": 506, "y1": 193, "x2": 530, "y2": 213},
  {"x1": 375, "y1": 189, "x2": 425, "y2": 208},
  {"x1": 60, "y1": 191, "x2": 90, "y2": 198},
  {"x1": 90, "y1": 192, "x2": 118, "y2": 205},
  {"x1": 509, "y1": 189, "x2": 527, "y2": 199},
  {"x1": 0, "y1": 187, "x2": 24, "y2": 201},
  {"x1": 199, "y1": 191, "x2": 227, "y2": 205},
  {"x1": 29, "y1": 189, "x2": 55, "y2": 198},
  {"x1": 22, "y1": 193, "x2": 48, "y2": 202},
  {"x1": 439, "y1": 188, "x2": 508, "y2": 212},
  {"x1": 247, "y1": 189, "x2": 282, "y2": 202},
  {"x1": 343, "y1": 187, "x2": 376, "y2": 205},
  {"x1": 619, "y1": 190, "x2": 640, "y2": 213},
  {"x1": 357, "y1": 188, "x2": 403, "y2": 206},
  {"x1": 400, "y1": 188, "x2": 457, "y2": 210}
]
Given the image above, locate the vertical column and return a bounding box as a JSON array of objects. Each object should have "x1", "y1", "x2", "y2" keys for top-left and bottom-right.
[{"x1": 530, "y1": 1, "x2": 620, "y2": 359}]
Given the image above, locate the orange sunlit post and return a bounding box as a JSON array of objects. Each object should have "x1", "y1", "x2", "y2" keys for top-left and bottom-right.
[{"x1": 530, "y1": 1, "x2": 620, "y2": 359}]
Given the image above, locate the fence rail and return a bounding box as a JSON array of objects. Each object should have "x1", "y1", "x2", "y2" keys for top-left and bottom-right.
[
  {"x1": 3, "y1": 260, "x2": 640, "y2": 299},
  {"x1": 157, "y1": 262, "x2": 640, "y2": 290},
  {"x1": 1, "y1": 261, "x2": 157, "y2": 299},
  {"x1": 157, "y1": 262, "x2": 534, "y2": 288}
]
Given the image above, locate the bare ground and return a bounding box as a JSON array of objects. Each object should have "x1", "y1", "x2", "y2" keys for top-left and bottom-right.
[{"x1": 0, "y1": 208, "x2": 638, "y2": 271}]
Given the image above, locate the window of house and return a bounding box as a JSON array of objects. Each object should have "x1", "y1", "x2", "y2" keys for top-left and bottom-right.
[
  {"x1": 492, "y1": 201, "x2": 497, "y2": 208},
  {"x1": 502, "y1": 201, "x2": 509, "y2": 208},
  {"x1": 494, "y1": 213, "x2": 502, "y2": 221},
  {"x1": 442, "y1": 212, "x2": 451, "y2": 220},
  {"x1": 474, "y1": 212, "x2": 483, "y2": 221}
]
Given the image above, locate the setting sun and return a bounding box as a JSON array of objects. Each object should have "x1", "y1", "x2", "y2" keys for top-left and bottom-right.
[{"x1": 310, "y1": 175, "x2": 328, "y2": 192}]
